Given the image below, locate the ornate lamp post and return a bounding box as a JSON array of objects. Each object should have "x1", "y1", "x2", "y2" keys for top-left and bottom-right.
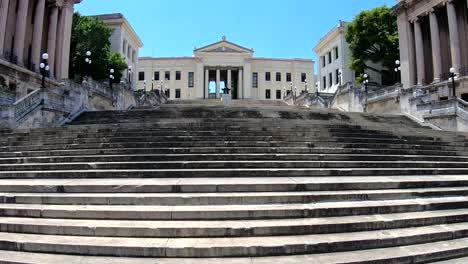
[
  {"x1": 85, "y1": 51, "x2": 92, "y2": 77},
  {"x1": 450, "y1": 67, "x2": 457, "y2": 98},
  {"x1": 290, "y1": 82, "x2": 293, "y2": 96},
  {"x1": 151, "y1": 78, "x2": 154, "y2": 92},
  {"x1": 338, "y1": 69, "x2": 342, "y2": 86},
  {"x1": 395, "y1": 60, "x2": 401, "y2": 83},
  {"x1": 109, "y1": 69, "x2": 115, "y2": 89},
  {"x1": 128, "y1": 66, "x2": 133, "y2": 89},
  {"x1": 282, "y1": 86, "x2": 286, "y2": 98},
  {"x1": 305, "y1": 79, "x2": 308, "y2": 93},
  {"x1": 363, "y1": 73, "x2": 369, "y2": 112},
  {"x1": 39, "y1": 53, "x2": 49, "y2": 88}
]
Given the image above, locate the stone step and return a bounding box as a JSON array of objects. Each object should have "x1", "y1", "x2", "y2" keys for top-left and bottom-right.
[
  {"x1": 2, "y1": 167, "x2": 468, "y2": 179},
  {"x1": 0, "y1": 209, "x2": 467, "y2": 238},
  {"x1": 0, "y1": 237, "x2": 467, "y2": 264},
  {"x1": 0, "y1": 176, "x2": 465, "y2": 193},
  {"x1": 0, "y1": 196, "x2": 467, "y2": 220},
  {"x1": 0, "y1": 141, "x2": 465, "y2": 153},
  {"x1": 1, "y1": 187, "x2": 467, "y2": 205},
  {"x1": 0, "y1": 130, "x2": 441, "y2": 141},
  {"x1": 3, "y1": 160, "x2": 468, "y2": 172},
  {"x1": 0, "y1": 146, "x2": 463, "y2": 158},
  {"x1": 0, "y1": 222, "x2": 467, "y2": 257},
  {"x1": 4, "y1": 136, "x2": 457, "y2": 148},
  {"x1": 2, "y1": 153, "x2": 468, "y2": 165}
]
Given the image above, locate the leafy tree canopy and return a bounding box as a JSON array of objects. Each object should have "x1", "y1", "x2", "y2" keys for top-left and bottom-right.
[
  {"x1": 345, "y1": 6, "x2": 399, "y2": 84},
  {"x1": 69, "y1": 13, "x2": 127, "y2": 84}
]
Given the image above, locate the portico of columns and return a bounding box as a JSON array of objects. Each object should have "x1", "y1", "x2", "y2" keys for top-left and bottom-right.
[
  {"x1": 204, "y1": 67, "x2": 243, "y2": 99},
  {"x1": 396, "y1": 0, "x2": 465, "y2": 88},
  {"x1": 0, "y1": 0, "x2": 77, "y2": 80}
]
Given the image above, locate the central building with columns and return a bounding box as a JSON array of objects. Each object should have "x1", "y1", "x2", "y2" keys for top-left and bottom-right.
[{"x1": 137, "y1": 37, "x2": 314, "y2": 100}]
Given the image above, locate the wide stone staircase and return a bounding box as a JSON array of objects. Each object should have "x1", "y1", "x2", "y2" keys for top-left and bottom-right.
[{"x1": 1, "y1": 101, "x2": 468, "y2": 263}]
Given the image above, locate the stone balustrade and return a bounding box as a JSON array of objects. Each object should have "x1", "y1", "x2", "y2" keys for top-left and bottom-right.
[{"x1": 0, "y1": 77, "x2": 168, "y2": 129}]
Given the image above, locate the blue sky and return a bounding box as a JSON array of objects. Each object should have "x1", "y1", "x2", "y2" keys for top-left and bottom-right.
[{"x1": 75, "y1": 0, "x2": 396, "y2": 67}]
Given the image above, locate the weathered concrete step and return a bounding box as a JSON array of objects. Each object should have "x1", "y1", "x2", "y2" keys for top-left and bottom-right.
[
  {"x1": 4, "y1": 136, "x2": 455, "y2": 148},
  {"x1": 0, "y1": 130, "x2": 440, "y2": 142},
  {"x1": 0, "y1": 147, "x2": 463, "y2": 158},
  {"x1": 2, "y1": 153, "x2": 468, "y2": 165},
  {"x1": 0, "y1": 209, "x2": 467, "y2": 238},
  {"x1": 2, "y1": 167, "x2": 468, "y2": 179},
  {"x1": 2, "y1": 187, "x2": 467, "y2": 205},
  {"x1": 0, "y1": 197, "x2": 467, "y2": 220},
  {"x1": 3, "y1": 161, "x2": 468, "y2": 172},
  {"x1": 0, "y1": 237, "x2": 468, "y2": 263},
  {"x1": 0, "y1": 176, "x2": 465, "y2": 193},
  {"x1": 0, "y1": 223, "x2": 467, "y2": 257},
  {"x1": 2, "y1": 141, "x2": 464, "y2": 153}
]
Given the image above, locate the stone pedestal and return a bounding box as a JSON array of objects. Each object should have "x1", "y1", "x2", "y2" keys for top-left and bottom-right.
[{"x1": 221, "y1": 94, "x2": 232, "y2": 102}]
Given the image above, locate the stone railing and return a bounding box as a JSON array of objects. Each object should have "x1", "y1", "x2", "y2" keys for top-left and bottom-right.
[
  {"x1": 416, "y1": 98, "x2": 468, "y2": 124},
  {"x1": 13, "y1": 89, "x2": 42, "y2": 120},
  {"x1": 367, "y1": 84, "x2": 401, "y2": 103},
  {"x1": 0, "y1": 76, "x2": 166, "y2": 129}
]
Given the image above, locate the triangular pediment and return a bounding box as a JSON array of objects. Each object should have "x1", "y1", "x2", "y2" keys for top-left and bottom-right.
[{"x1": 195, "y1": 38, "x2": 253, "y2": 54}]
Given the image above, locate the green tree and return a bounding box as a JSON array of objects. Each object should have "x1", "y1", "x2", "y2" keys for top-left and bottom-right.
[
  {"x1": 69, "y1": 13, "x2": 127, "y2": 83},
  {"x1": 345, "y1": 6, "x2": 399, "y2": 85}
]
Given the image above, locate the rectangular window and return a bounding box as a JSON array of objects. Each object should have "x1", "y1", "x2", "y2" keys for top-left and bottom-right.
[
  {"x1": 138, "y1": 72, "x2": 145, "y2": 81},
  {"x1": 265, "y1": 72, "x2": 271, "y2": 81},
  {"x1": 335, "y1": 47, "x2": 339, "y2": 59},
  {"x1": 165, "y1": 71, "x2": 171, "y2": 80},
  {"x1": 329, "y1": 73, "x2": 333, "y2": 87},
  {"x1": 154, "y1": 72, "x2": 160, "y2": 81},
  {"x1": 175, "y1": 89, "x2": 181, "y2": 99},
  {"x1": 165, "y1": 89, "x2": 170, "y2": 98},
  {"x1": 286, "y1": 73, "x2": 292, "y2": 82},
  {"x1": 322, "y1": 56, "x2": 326, "y2": 68},
  {"x1": 176, "y1": 71, "x2": 181, "y2": 81},
  {"x1": 323, "y1": 76, "x2": 326, "y2": 89},
  {"x1": 252, "y1": 72, "x2": 258, "y2": 88},
  {"x1": 265, "y1": 89, "x2": 271, "y2": 99},
  {"x1": 286, "y1": 90, "x2": 291, "y2": 96},
  {"x1": 276, "y1": 90, "x2": 281, "y2": 99},
  {"x1": 276, "y1": 72, "x2": 281, "y2": 82},
  {"x1": 188, "y1": 72, "x2": 194, "y2": 88},
  {"x1": 301, "y1": 73, "x2": 307, "y2": 83},
  {"x1": 335, "y1": 69, "x2": 340, "y2": 84},
  {"x1": 328, "y1": 52, "x2": 332, "y2": 64}
]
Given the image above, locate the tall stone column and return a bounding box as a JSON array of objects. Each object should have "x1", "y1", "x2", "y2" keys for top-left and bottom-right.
[
  {"x1": 216, "y1": 69, "x2": 220, "y2": 99},
  {"x1": 13, "y1": 0, "x2": 29, "y2": 66},
  {"x1": 227, "y1": 69, "x2": 232, "y2": 91},
  {"x1": 414, "y1": 18, "x2": 425, "y2": 86},
  {"x1": 56, "y1": 3, "x2": 74, "y2": 80},
  {"x1": 238, "y1": 69, "x2": 243, "y2": 99},
  {"x1": 447, "y1": 0, "x2": 461, "y2": 75},
  {"x1": 429, "y1": 9, "x2": 442, "y2": 82},
  {"x1": 205, "y1": 69, "x2": 209, "y2": 99},
  {"x1": 0, "y1": 0, "x2": 9, "y2": 56},
  {"x1": 47, "y1": 6, "x2": 59, "y2": 79},
  {"x1": 31, "y1": 0, "x2": 46, "y2": 73}
]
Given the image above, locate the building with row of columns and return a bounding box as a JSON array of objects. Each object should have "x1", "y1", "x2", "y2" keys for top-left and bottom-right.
[
  {"x1": 0, "y1": 0, "x2": 80, "y2": 81},
  {"x1": 93, "y1": 13, "x2": 143, "y2": 87},
  {"x1": 137, "y1": 37, "x2": 314, "y2": 100},
  {"x1": 393, "y1": 0, "x2": 467, "y2": 92},
  {"x1": 313, "y1": 21, "x2": 356, "y2": 94}
]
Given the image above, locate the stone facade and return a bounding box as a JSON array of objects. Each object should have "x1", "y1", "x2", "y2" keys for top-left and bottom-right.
[
  {"x1": 93, "y1": 13, "x2": 143, "y2": 89},
  {"x1": 393, "y1": 0, "x2": 468, "y2": 89},
  {"x1": 313, "y1": 21, "x2": 356, "y2": 94},
  {"x1": 137, "y1": 37, "x2": 314, "y2": 100},
  {"x1": 0, "y1": 0, "x2": 80, "y2": 81}
]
